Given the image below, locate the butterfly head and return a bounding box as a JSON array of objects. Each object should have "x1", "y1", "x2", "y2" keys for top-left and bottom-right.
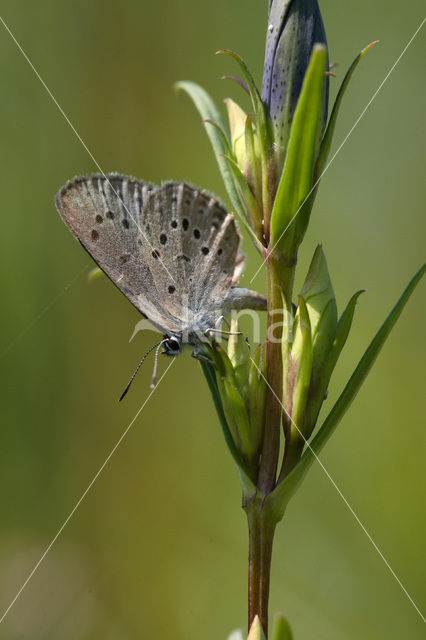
[{"x1": 162, "y1": 334, "x2": 183, "y2": 357}]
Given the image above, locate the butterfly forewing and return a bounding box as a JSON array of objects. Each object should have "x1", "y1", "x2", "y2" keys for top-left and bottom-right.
[{"x1": 56, "y1": 173, "x2": 183, "y2": 332}]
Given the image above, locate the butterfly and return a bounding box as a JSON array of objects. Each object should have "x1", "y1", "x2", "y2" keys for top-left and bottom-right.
[{"x1": 55, "y1": 173, "x2": 266, "y2": 394}]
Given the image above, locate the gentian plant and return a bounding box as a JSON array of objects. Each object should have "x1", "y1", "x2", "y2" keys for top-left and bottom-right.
[{"x1": 176, "y1": 1, "x2": 424, "y2": 637}]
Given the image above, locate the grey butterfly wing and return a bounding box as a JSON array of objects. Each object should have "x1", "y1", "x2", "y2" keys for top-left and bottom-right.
[
  {"x1": 232, "y1": 251, "x2": 246, "y2": 286},
  {"x1": 55, "y1": 173, "x2": 183, "y2": 333},
  {"x1": 142, "y1": 182, "x2": 241, "y2": 321}
]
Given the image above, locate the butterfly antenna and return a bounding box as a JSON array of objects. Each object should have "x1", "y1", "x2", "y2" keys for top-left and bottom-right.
[
  {"x1": 119, "y1": 339, "x2": 165, "y2": 401},
  {"x1": 150, "y1": 340, "x2": 165, "y2": 389}
]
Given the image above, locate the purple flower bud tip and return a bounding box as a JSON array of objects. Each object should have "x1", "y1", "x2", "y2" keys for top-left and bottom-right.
[{"x1": 262, "y1": 0, "x2": 329, "y2": 150}]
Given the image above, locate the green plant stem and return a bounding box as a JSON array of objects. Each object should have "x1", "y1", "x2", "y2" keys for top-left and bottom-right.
[
  {"x1": 257, "y1": 256, "x2": 295, "y2": 494},
  {"x1": 248, "y1": 254, "x2": 295, "y2": 635},
  {"x1": 246, "y1": 496, "x2": 276, "y2": 637}
]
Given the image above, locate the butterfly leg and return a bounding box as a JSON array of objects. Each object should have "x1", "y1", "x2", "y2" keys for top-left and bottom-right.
[
  {"x1": 223, "y1": 287, "x2": 267, "y2": 311},
  {"x1": 214, "y1": 315, "x2": 231, "y2": 330},
  {"x1": 205, "y1": 328, "x2": 242, "y2": 338}
]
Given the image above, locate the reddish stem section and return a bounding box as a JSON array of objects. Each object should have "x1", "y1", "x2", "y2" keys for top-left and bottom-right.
[
  {"x1": 247, "y1": 255, "x2": 295, "y2": 635},
  {"x1": 247, "y1": 500, "x2": 276, "y2": 637},
  {"x1": 257, "y1": 258, "x2": 283, "y2": 494}
]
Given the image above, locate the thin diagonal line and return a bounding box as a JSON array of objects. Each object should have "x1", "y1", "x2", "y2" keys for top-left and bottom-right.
[
  {"x1": 0, "y1": 358, "x2": 175, "y2": 625},
  {"x1": 250, "y1": 357, "x2": 426, "y2": 623},
  {"x1": 250, "y1": 16, "x2": 426, "y2": 284},
  {"x1": 0, "y1": 263, "x2": 90, "y2": 361},
  {"x1": 0, "y1": 15, "x2": 176, "y2": 285}
]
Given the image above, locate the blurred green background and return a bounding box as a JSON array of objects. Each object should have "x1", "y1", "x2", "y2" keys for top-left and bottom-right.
[{"x1": 0, "y1": 1, "x2": 424, "y2": 638}]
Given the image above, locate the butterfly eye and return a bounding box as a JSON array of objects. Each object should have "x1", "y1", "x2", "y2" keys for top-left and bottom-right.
[{"x1": 165, "y1": 337, "x2": 181, "y2": 354}]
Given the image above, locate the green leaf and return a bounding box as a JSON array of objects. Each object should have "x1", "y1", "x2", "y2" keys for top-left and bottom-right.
[
  {"x1": 203, "y1": 118, "x2": 233, "y2": 157},
  {"x1": 245, "y1": 113, "x2": 262, "y2": 201},
  {"x1": 299, "y1": 245, "x2": 337, "y2": 373},
  {"x1": 222, "y1": 377, "x2": 256, "y2": 461},
  {"x1": 217, "y1": 50, "x2": 270, "y2": 152},
  {"x1": 221, "y1": 154, "x2": 265, "y2": 249},
  {"x1": 199, "y1": 359, "x2": 255, "y2": 497},
  {"x1": 304, "y1": 289, "x2": 364, "y2": 436},
  {"x1": 227, "y1": 321, "x2": 251, "y2": 393},
  {"x1": 290, "y1": 296, "x2": 313, "y2": 433},
  {"x1": 267, "y1": 264, "x2": 425, "y2": 519},
  {"x1": 270, "y1": 45, "x2": 327, "y2": 254},
  {"x1": 217, "y1": 50, "x2": 272, "y2": 217},
  {"x1": 211, "y1": 342, "x2": 238, "y2": 386},
  {"x1": 224, "y1": 97, "x2": 247, "y2": 157},
  {"x1": 248, "y1": 343, "x2": 267, "y2": 451},
  {"x1": 327, "y1": 290, "x2": 365, "y2": 378},
  {"x1": 174, "y1": 80, "x2": 243, "y2": 217},
  {"x1": 273, "y1": 614, "x2": 294, "y2": 640},
  {"x1": 317, "y1": 41, "x2": 378, "y2": 175}
]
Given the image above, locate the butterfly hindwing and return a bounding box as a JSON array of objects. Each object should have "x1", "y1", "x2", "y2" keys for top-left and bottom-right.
[{"x1": 142, "y1": 182, "x2": 240, "y2": 318}]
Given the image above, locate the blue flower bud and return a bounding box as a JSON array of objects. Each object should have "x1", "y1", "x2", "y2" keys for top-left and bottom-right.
[{"x1": 262, "y1": 0, "x2": 329, "y2": 154}]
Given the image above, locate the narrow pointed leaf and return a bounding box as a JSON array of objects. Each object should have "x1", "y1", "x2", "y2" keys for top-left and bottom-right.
[
  {"x1": 222, "y1": 154, "x2": 265, "y2": 247},
  {"x1": 248, "y1": 344, "x2": 267, "y2": 449},
  {"x1": 270, "y1": 45, "x2": 327, "y2": 253},
  {"x1": 268, "y1": 264, "x2": 425, "y2": 518},
  {"x1": 203, "y1": 119, "x2": 233, "y2": 157},
  {"x1": 224, "y1": 98, "x2": 247, "y2": 148},
  {"x1": 317, "y1": 41, "x2": 378, "y2": 175},
  {"x1": 291, "y1": 296, "x2": 313, "y2": 432},
  {"x1": 327, "y1": 289, "x2": 365, "y2": 376},
  {"x1": 304, "y1": 289, "x2": 365, "y2": 435},
  {"x1": 280, "y1": 290, "x2": 294, "y2": 394},
  {"x1": 299, "y1": 245, "x2": 337, "y2": 371},
  {"x1": 222, "y1": 74, "x2": 250, "y2": 95},
  {"x1": 245, "y1": 113, "x2": 262, "y2": 201},
  {"x1": 211, "y1": 342, "x2": 238, "y2": 386},
  {"x1": 223, "y1": 378, "x2": 255, "y2": 460},
  {"x1": 174, "y1": 80, "x2": 242, "y2": 215},
  {"x1": 200, "y1": 360, "x2": 256, "y2": 496},
  {"x1": 227, "y1": 322, "x2": 250, "y2": 393},
  {"x1": 217, "y1": 50, "x2": 270, "y2": 148},
  {"x1": 217, "y1": 49, "x2": 272, "y2": 214}
]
